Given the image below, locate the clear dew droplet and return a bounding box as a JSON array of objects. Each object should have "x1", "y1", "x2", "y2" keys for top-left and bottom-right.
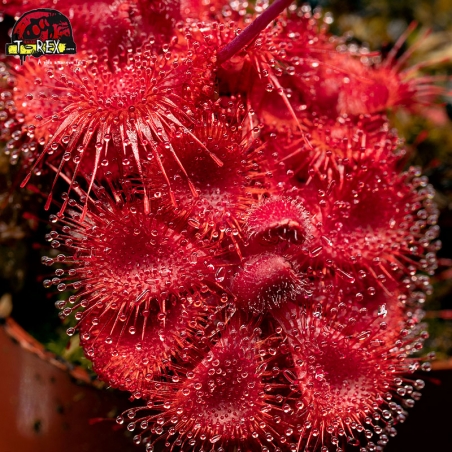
[
  {"x1": 215, "y1": 267, "x2": 225, "y2": 283},
  {"x1": 336, "y1": 268, "x2": 356, "y2": 284},
  {"x1": 187, "y1": 217, "x2": 200, "y2": 229},
  {"x1": 209, "y1": 434, "x2": 222, "y2": 444},
  {"x1": 116, "y1": 416, "x2": 124, "y2": 425},
  {"x1": 309, "y1": 246, "x2": 323, "y2": 258}
]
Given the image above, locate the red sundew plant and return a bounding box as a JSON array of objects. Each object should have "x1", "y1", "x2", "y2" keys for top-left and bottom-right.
[
  {"x1": 245, "y1": 196, "x2": 313, "y2": 246},
  {"x1": 1, "y1": 0, "x2": 446, "y2": 451},
  {"x1": 120, "y1": 320, "x2": 295, "y2": 451},
  {"x1": 330, "y1": 24, "x2": 449, "y2": 119},
  {"x1": 274, "y1": 114, "x2": 402, "y2": 179},
  {"x1": 144, "y1": 98, "x2": 267, "y2": 248},
  {"x1": 12, "y1": 42, "x2": 215, "y2": 216},
  {"x1": 231, "y1": 252, "x2": 307, "y2": 313},
  {"x1": 274, "y1": 301, "x2": 430, "y2": 452},
  {"x1": 290, "y1": 165, "x2": 440, "y2": 288}
]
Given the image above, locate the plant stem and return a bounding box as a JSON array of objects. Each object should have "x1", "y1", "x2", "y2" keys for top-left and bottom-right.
[{"x1": 217, "y1": 0, "x2": 295, "y2": 65}]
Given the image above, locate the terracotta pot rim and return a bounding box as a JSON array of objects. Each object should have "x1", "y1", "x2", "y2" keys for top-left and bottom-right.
[{"x1": 1, "y1": 316, "x2": 102, "y2": 388}]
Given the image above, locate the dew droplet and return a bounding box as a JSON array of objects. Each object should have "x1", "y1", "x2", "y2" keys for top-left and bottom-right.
[
  {"x1": 210, "y1": 434, "x2": 221, "y2": 444},
  {"x1": 336, "y1": 268, "x2": 355, "y2": 283}
]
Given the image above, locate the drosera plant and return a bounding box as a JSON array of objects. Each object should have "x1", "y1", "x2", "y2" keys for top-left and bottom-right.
[
  {"x1": 13, "y1": 41, "x2": 214, "y2": 216},
  {"x1": 120, "y1": 317, "x2": 295, "y2": 451},
  {"x1": 0, "y1": 0, "x2": 447, "y2": 451}
]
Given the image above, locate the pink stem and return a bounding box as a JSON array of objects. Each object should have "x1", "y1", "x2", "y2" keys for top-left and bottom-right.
[{"x1": 217, "y1": 0, "x2": 295, "y2": 65}]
